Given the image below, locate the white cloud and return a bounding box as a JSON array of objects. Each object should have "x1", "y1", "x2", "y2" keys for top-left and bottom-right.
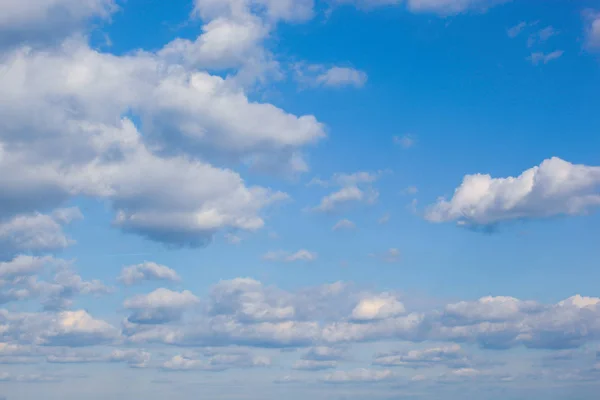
[
  {"x1": 124, "y1": 288, "x2": 199, "y2": 324},
  {"x1": 293, "y1": 359, "x2": 337, "y2": 370},
  {"x1": 0, "y1": 255, "x2": 53, "y2": 279},
  {"x1": 527, "y1": 50, "x2": 563, "y2": 65},
  {"x1": 352, "y1": 294, "x2": 406, "y2": 321},
  {"x1": 37, "y1": 310, "x2": 119, "y2": 346},
  {"x1": 0, "y1": 256, "x2": 110, "y2": 309},
  {"x1": 373, "y1": 344, "x2": 470, "y2": 368},
  {"x1": 0, "y1": 208, "x2": 82, "y2": 258},
  {"x1": 0, "y1": 16, "x2": 325, "y2": 245},
  {"x1": 507, "y1": 22, "x2": 526, "y2": 38},
  {"x1": 316, "y1": 67, "x2": 368, "y2": 88},
  {"x1": 109, "y1": 349, "x2": 152, "y2": 368},
  {"x1": 303, "y1": 346, "x2": 347, "y2": 361},
  {"x1": 262, "y1": 250, "x2": 318, "y2": 262},
  {"x1": 584, "y1": 11, "x2": 600, "y2": 51},
  {"x1": 0, "y1": 0, "x2": 116, "y2": 49},
  {"x1": 425, "y1": 157, "x2": 600, "y2": 226},
  {"x1": 403, "y1": 186, "x2": 419, "y2": 195},
  {"x1": 527, "y1": 26, "x2": 558, "y2": 47},
  {"x1": 162, "y1": 351, "x2": 271, "y2": 371},
  {"x1": 118, "y1": 262, "x2": 181, "y2": 286},
  {"x1": 406, "y1": 0, "x2": 509, "y2": 15},
  {"x1": 378, "y1": 213, "x2": 391, "y2": 224},
  {"x1": 208, "y1": 278, "x2": 296, "y2": 322},
  {"x1": 313, "y1": 186, "x2": 378, "y2": 213},
  {"x1": 393, "y1": 135, "x2": 416, "y2": 149},
  {"x1": 322, "y1": 368, "x2": 395, "y2": 383},
  {"x1": 332, "y1": 219, "x2": 356, "y2": 231},
  {"x1": 294, "y1": 63, "x2": 367, "y2": 89}
]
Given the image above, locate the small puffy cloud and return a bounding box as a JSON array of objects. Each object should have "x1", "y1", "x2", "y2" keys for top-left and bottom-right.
[
  {"x1": 38, "y1": 310, "x2": 120, "y2": 347},
  {"x1": 124, "y1": 289, "x2": 200, "y2": 324},
  {"x1": 208, "y1": 278, "x2": 296, "y2": 322},
  {"x1": 378, "y1": 213, "x2": 391, "y2": 224},
  {"x1": 0, "y1": 255, "x2": 53, "y2": 279},
  {"x1": 303, "y1": 346, "x2": 347, "y2": 361},
  {"x1": 316, "y1": 67, "x2": 368, "y2": 88},
  {"x1": 425, "y1": 157, "x2": 600, "y2": 226},
  {"x1": 373, "y1": 344, "x2": 470, "y2": 368},
  {"x1": 294, "y1": 64, "x2": 367, "y2": 89},
  {"x1": 351, "y1": 294, "x2": 406, "y2": 321},
  {"x1": 332, "y1": 219, "x2": 356, "y2": 231},
  {"x1": 309, "y1": 171, "x2": 383, "y2": 212},
  {"x1": 403, "y1": 186, "x2": 419, "y2": 195},
  {"x1": 527, "y1": 50, "x2": 564, "y2": 65},
  {"x1": 313, "y1": 186, "x2": 378, "y2": 213},
  {"x1": 0, "y1": 208, "x2": 82, "y2": 259},
  {"x1": 293, "y1": 359, "x2": 337, "y2": 370},
  {"x1": 162, "y1": 355, "x2": 202, "y2": 371},
  {"x1": 527, "y1": 26, "x2": 558, "y2": 47},
  {"x1": 442, "y1": 296, "x2": 541, "y2": 324},
  {"x1": 262, "y1": 250, "x2": 317, "y2": 262},
  {"x1": 109, "y1": 349, "x2": 152, "y2": 368},
  {"x1": 118, "y1": 262, "x2": 181, "y2": 286},
  {"x1": 393, "y1": 135, "x2": 416, "y2": 149},
  {"x1": 507, "y1": 22, "x2": 527, "y2": 38},
  {"x1": 162, "y1": 351, "x2": 270, "y2": 371},
  {"x1": 322, "y1": 368, "x2": 394, "y2": 384},
  {"x1": 0, "y1": 256, "x2": 111, "y2": 310}
]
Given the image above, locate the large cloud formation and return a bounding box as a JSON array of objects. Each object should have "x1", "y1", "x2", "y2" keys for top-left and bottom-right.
[{"x1": 0, "y1": 0, "x2": 326, "y2": 250}]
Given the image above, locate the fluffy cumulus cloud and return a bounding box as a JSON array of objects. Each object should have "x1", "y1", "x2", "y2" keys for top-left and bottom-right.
[
  {"x1": 0, "y1": 0, "x2": 327, "y2": 249},
  {"x1": 118, "y1": 262, "x2": 181, "y2": 286},
  {"x1": 310, "y1": 171, "x2": 381, "y2": 213},
  {"x1": 0, "y1": 208, "x2": 82, "y2": 259},
  {"x1": 0, "y1": 255, "x2": 110, "y2": 310},
  {"x1": 124, "y1": 288, "x2": 200, "y2": 324},
  {"x1": 332, "y1": 219, "x2": 356, "y2": 231},
  {"x1": 35, "y1": 310, "x2": 120, "y2": 347},
  {"x1": 351, "y1": 294, "x2": 406, "y2": 321},
  {"x1": 425, "y1": 157, "x2": 600, "y2": 227},
  {"x1": 117, "y1": 279, "x2": 600, "y2": 353}
]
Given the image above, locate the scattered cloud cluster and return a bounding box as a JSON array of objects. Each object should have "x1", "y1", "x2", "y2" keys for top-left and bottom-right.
[{"x1": 0, "y1": 255, "x2": 111, "y2": 310}]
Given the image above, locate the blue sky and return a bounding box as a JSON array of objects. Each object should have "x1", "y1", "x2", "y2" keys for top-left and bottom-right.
[{"x1": 1, "y1": 0, "x2": 600, "y2": 399}]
